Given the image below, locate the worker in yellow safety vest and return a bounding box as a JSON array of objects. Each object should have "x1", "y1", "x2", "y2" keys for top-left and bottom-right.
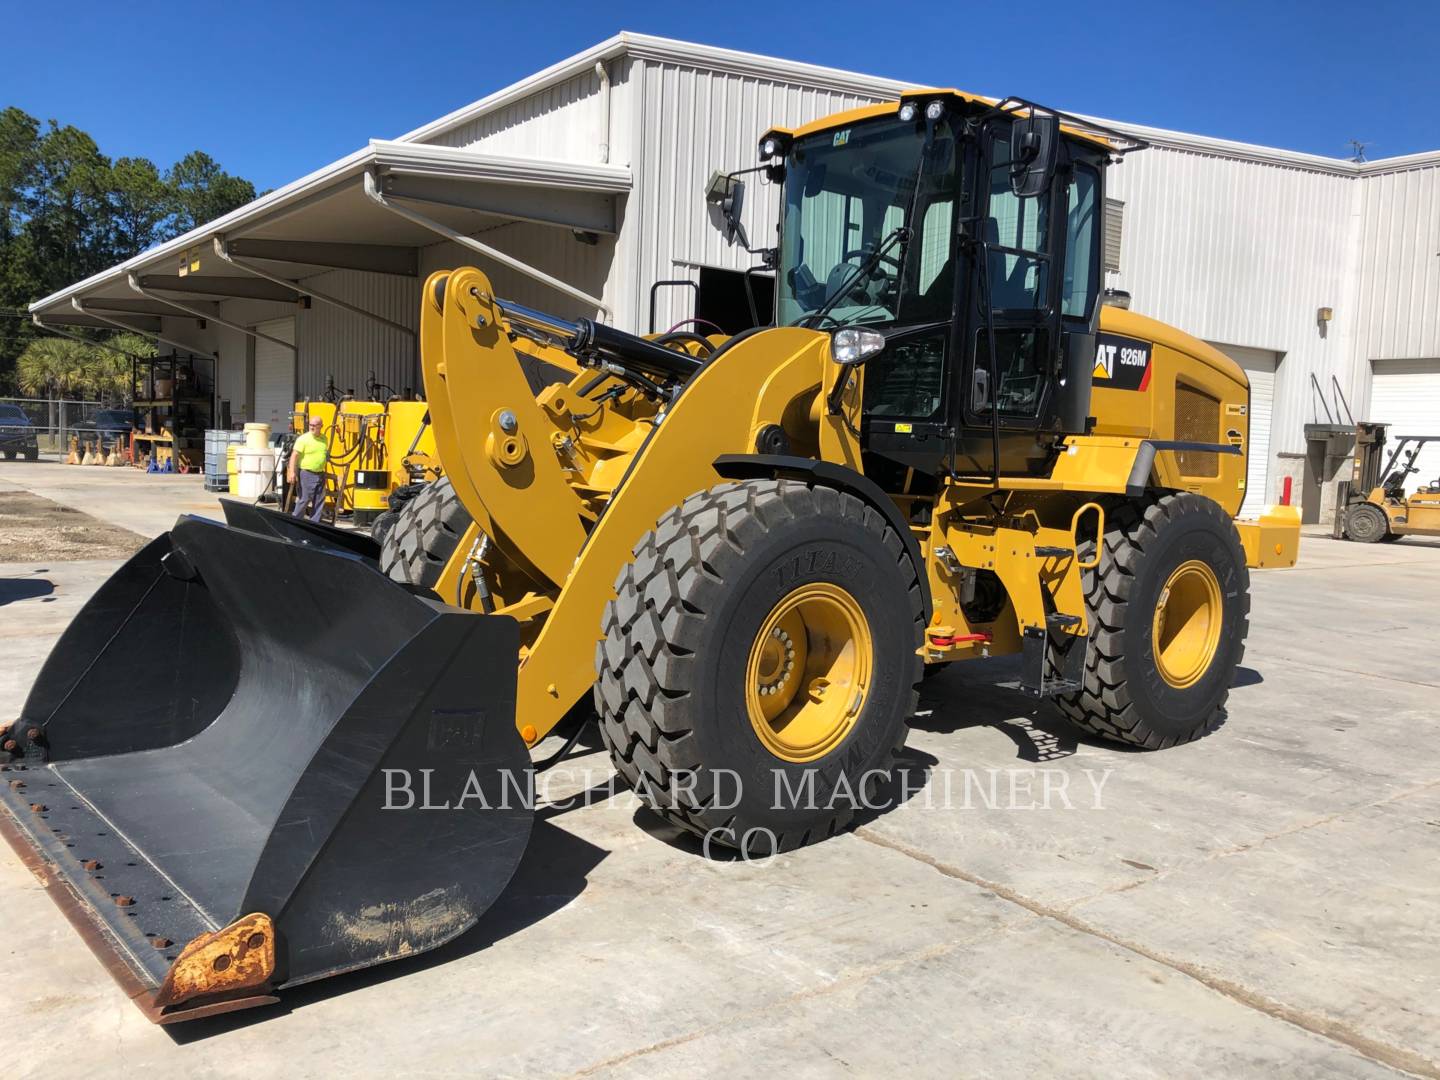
[{"x1": 288, "y1": 415, "x2": 329, "y2": 522}]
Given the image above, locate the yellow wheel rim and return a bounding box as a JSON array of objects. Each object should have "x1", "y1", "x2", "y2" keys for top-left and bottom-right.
[
  {"x1": 1152, "y1": 559, "x2": 1223, "y2": 689},
  {"x1": 744, "y1": 582, "x2": 873, "y2": 763}
]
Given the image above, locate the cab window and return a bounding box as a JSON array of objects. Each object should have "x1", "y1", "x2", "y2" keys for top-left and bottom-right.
[
  {"x1": 985, "y1": 138, "x2": 1048, "y2": 310},
  {"x1": 1062, "y1": 166, "x2": 1100, "y2": 319}
]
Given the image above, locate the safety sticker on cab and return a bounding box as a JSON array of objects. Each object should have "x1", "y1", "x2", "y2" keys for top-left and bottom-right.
[{"x1": 1093, "y1": 332, "x2": 1152, "y2": 391}]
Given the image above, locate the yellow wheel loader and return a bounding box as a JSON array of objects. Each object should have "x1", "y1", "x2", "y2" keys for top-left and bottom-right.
[{"x1": 1, "y1": 91, "x2": 1300, "y2": 1023}]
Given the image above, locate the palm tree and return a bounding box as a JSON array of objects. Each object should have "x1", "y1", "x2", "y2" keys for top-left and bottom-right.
[
  {"x1": 91, "y1": 332, "x2": 154, "y2": 404},
  {"x1": 15, "y1": 337, "x2": 86, "y2": 398},
  {"x1": 17, "y1": 332, "x2": 153, "y2": 403}
]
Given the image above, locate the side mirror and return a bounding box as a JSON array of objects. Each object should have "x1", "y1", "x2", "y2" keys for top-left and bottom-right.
[
  {"x1": 1010, "y1": 112, "x2": 1058, "y2": 198},
  {"x1": 704, "y1": 171, "x2": 745, "y2": 242}
]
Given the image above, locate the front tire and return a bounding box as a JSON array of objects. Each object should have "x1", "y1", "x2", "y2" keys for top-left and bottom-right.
[
  {"x1": 379, "y1": 476, "x2": 473, "y2": 588},
  {"x1": 1055, "y1": 493, "x2": 1249, "y2": 749},
  {"x1": 1345, "y1": 502, "x2": 1389, "y2": 543},
  {"x1": 595, "y1": 479, "x2": 924, "y2": 853}
]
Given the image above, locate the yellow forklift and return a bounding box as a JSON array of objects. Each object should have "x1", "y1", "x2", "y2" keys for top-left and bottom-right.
[{"x1": 1337, "y1": 421, "x2": 1440, "y2": 542}]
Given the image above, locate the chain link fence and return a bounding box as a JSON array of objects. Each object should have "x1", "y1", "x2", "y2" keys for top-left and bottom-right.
[{"x1": 0, "y1": 397, "x2": 108, "y2": 456}]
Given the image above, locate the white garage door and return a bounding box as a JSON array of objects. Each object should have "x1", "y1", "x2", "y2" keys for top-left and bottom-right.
[
  {"x1": 1208, "y1": 342, "x2": 1279, "y2": 519},
  {"x1": 1369, "y1": 358, "x2": 1440, "y2": 494},
  {"x1": 252, "y1": 317, "x2": 296, "y2": 431}
]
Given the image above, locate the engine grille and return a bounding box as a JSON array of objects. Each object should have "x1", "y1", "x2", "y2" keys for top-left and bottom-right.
[{"x1": 1175, "y1": 384, "x2": 1220, "y2": 477}]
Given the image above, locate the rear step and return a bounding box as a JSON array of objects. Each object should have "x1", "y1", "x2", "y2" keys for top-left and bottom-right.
[
  {"x1": 1015, "y1": 621, "x2": 1088, "y2": 698},
  {"x1": 1033, "y1": 545, "x2": 1074, "y2": 559}
]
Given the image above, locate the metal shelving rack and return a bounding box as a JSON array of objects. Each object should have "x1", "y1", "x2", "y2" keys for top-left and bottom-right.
[{"x1": 130, "y1": 354, "x2": 215, "y2": 471}]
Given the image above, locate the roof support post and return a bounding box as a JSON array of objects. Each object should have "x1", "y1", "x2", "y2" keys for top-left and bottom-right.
[
  {"x1": 128, "y1": 274, "x2": 297, "y2": 352},
  {"x1": 31, "y1": 317, "x2": 151, "y2": 361},
  {"x1": 213, "y1": 236, "x2": 415, "y2": 338},
  {"x1": 70, "y1": 299, "x2": 216, "y2": 359},
  {"x1": 362, "y1": 169, "x2": 611, "y2": 322}
]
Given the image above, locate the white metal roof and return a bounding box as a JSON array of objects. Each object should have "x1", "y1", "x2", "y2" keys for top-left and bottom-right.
[{"x1": 29, "y1": 141, "x2": 630, "y2": 318}]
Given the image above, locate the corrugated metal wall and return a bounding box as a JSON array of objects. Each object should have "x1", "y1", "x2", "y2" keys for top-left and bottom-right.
[
  {"x1": 416, "y1": 224, "x2": 619, "y2": 323},
  {"x1": 1103, "y1": 146, "x2": 1358, "y2": 488},
  {"x1": 422, "y1": 63, "x2": 633, "y2": 167},
  {"x1": 632, "y1": 61, "x2": 892, "y2": 332},
  {"x1": 293, "y1": 269, "x2": 418, "y2": 399},
  {"x1": 1351, "y1": 162, "x2": 1440, "y2": 374}
]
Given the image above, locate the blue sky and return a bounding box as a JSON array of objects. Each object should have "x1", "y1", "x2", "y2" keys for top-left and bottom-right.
[{"x1": 3, "y1": 0, "x2": 1435, "y2": 190}]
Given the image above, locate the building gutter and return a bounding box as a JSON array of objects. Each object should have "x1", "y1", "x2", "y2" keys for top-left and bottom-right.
[{"x1": 596, "y1": 61, "x2": 611, "y2": 164}]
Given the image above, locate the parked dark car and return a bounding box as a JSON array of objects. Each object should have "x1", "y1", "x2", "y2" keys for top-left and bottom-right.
[
  {"x1": 0, "y1": 403, "x2": 39, "y2": 461},
  {"x1": 75, "y1": 408, "x2": 135, "y2": 451}
]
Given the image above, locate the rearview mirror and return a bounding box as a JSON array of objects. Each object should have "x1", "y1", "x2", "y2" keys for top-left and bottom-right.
[
  {"x1": 1010, "y1": 112, "x2": 1058, "y2": 198},
  {"x1": 704, "y1": 171, "x2": 745, "y2": 243}
]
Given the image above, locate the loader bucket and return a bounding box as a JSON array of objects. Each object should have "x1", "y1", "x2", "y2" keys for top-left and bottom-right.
[{"x1": 0, "y1": 515, "x2": 532, "y2": 1023}]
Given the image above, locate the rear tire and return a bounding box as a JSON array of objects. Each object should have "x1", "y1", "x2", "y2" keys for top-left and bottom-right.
[
  {"x1": 1345, "y1": 502, "x2": 1389, "y2": 543},
  {"x1": 595, "y1": 479, "x2": 924, "y2": 854},
  {"x1": 2, "y1": 450, "x2": 14, "y2": 461},
  {"x1": 379, "y1": 476, "x2": 472, "y2": 588},
  {"x1": 1054, "y1": 493, "x2": 1249, "y2": 749},
  {"x1": 23, "y1": 448, "x2": 38, "y2": 461}
]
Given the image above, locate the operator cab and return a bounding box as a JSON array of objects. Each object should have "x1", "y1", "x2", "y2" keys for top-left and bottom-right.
[{"x1": 756, "y1": 93, "x2": 1140, "y2": 481}]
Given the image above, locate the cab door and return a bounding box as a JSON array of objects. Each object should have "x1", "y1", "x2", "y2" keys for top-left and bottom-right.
[{"x1": 952, "y1": 123, "x2": 1101, "y2": 479}]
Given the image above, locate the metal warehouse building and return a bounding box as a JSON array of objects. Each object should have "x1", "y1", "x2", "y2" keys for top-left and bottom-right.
[{"x1": 29, "y1": 33, "x2": 1440, "y2": 523}]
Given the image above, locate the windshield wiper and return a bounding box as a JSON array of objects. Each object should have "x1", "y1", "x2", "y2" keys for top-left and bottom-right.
[{"x1": 795, "y1": 225, "x2": 911, "y2": 329}]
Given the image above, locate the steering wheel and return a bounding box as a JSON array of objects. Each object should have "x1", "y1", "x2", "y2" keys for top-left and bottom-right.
[
  {"x1": 840, "y1": 247, "x2": 903, "y2": 275},
  {"x1": 824, "y1": 247, "x2": 903, "y2": 307}
]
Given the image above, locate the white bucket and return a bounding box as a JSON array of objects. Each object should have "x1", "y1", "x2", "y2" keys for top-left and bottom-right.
[
  {"x1": 243, "y1": 422, "x2": 272, "y2": 450},
  {"x1": 234, "y1": 447, "x2": 277, "y2": 499}
]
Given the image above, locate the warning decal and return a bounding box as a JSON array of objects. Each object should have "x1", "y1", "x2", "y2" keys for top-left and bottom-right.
[{"x1": 1093, "y1": 332, "x2": 1153, "y2": 392}]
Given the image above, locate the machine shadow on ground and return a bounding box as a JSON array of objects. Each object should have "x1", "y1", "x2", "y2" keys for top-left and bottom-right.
[
  {"x1": 0, "y1": 577, "x2": 54, "y2": 605},
  {"x1": 165, "y1": 819, "x2": 609, "y2": 1044}
]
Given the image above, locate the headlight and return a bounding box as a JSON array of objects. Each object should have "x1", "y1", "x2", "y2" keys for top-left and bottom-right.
[
  {"x1": 830, "y1": 328, "x2": 886, "y2": 366},
  {"x1": 925, "y1": 100, "x2": 945, "y2": 121},
  {"x1": 898, "y1": 102, "x2": 918, "y2": 123},
  {"x1": 760, "y1": 136, "x2": 780, "y2": 158}
]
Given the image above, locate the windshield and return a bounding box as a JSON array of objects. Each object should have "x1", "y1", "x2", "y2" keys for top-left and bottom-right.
[
  {"x1": 95, "y1": 410, "x2": 133, "y2": 426},
  {"x1": 0, "y1": 405, "x2": 26, "y2": 420},
  {"x1": 777, "y1": 116, "x2": 958, "y2": 328}
]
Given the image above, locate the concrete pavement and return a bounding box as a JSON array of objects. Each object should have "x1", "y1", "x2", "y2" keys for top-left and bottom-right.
[{"x1": 1, "y1": 459, "x2": 1437, "y2": 1078}]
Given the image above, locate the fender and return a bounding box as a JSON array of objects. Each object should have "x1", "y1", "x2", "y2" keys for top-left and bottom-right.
[{"x1": 713, "y1": 453, "x2": 932, "y2": 619}]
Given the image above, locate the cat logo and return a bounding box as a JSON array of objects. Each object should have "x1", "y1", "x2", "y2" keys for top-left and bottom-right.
[
  {"x1": 1092, "y1": 332, "x2": 1153, "y2": 392},
  {"x1": 1093, "y1": 347, "x2": 1114, "y2": 380},
  {"x1": 832, "y1": 129, "x2": 850, "y2": 147}
]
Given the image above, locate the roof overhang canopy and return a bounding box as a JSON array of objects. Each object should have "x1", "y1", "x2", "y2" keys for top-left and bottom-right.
[{"x1": 30, "y1": 140, "x2": 630, "y2": 328}]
